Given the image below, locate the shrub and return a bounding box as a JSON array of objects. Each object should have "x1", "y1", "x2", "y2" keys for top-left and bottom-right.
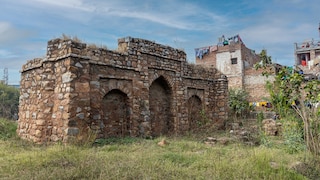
[
  {"x1": 0, "y1": 118, "x2": 17, "y2": 140},
  {"x1": 281, "y1": 119, "x2": 305, "y2": 154},
  {"x1": 228, "y1": 89, "x2": 250, "y2": 119},
  {"x1": 0, "y1": 83, "x2": 19, "y2": 119}
]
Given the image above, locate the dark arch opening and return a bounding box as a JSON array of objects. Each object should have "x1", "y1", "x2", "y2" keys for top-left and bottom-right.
[
  {"x1": 187, "y1": 95, "x2": 202, "y2": 131},
  {"x1": 149, "y1": 76, "x2": 173, "y2": 136},
  {"x1": 101, "y1": 89, "x2": 130, "y2": 137}
]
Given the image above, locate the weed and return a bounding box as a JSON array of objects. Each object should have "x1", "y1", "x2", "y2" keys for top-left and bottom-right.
[
  {"x1": 281, "y1": 120, "x2": 305, "y2": 154},
  {"x1": 257, "y1": 111, "x2": 264, "y2": 124},
  {"x1": 259, "y1": 130, "x2": 274, "y2": 148}
]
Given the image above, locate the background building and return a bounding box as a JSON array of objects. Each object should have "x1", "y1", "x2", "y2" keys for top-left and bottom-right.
[
  {"x1": 195, "y1": 35, "x2": 279, "y2": 103},
  {"x1": 294, "y1": 38, "x2": 320, "y2": 80}
]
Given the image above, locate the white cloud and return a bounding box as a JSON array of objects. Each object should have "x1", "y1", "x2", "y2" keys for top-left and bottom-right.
[
  {"x1": 1, "y1": 0, "x2": 320, "y2": 83},
  {"x1": 106, "y1": 10, "x2": 192, "y2": 30},
  {"x1": 0, "y1": 22, "x2": 17, "y2": 43},
  {"x1": 22, "y1": 0, "x2": 227, "y2": 31},
  {"x1": 0, "y1": 49, "x2": 18, "y2": 58},
  {"x1": 0, "y1": 22, "x2": 31, "y2": 44},
  {"x1": 0, "y1": 22, "x2": 11, "y2": 34},
  {"x1": 30, "y1": 0, "x2": 94, "y2": 12}
]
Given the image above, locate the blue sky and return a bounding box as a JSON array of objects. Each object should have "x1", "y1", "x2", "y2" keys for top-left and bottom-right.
[{"x1": 1, "y1": 0, "x2": 320, "y2": 85}]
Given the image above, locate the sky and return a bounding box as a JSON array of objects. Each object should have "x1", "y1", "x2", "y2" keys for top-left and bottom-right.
[{"x1": 1, "y1": 0, "x2": 320, "y2": 85}]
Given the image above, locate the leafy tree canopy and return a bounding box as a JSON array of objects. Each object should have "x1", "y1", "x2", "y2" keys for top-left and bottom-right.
[
  {"x1": 228, "y1": 89, "x2": 250, "y2": 119},
  {"x1": 260, "y1": 49, "x2": 272, "y2": 65},
  {"x1": 0, "y1": 83, "x2": 19, "y2": 119}
]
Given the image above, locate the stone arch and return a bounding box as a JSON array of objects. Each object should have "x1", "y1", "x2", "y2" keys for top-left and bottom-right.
[
  {"x1": 101, "y1": 89, "x2": 130, "y2": 137},
  {"x1": 187, "y1": 95, "x2": 203, "y2": 131},
  {"x1": 149, "y1": 76, "x2": 173, "y2": 136},
  {"x1": 186, "y1": 88, "x2": 204, "y2": 102},
  {"x1": 150, "y1": 73, "x2": 174, "y2": 90},
  {"x1": 99, "y1": 78, "x2": 132, "y2": 99}
]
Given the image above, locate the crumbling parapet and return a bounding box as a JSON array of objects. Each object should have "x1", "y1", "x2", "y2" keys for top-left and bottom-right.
[{"x1": 118, "y1": 37, "x2": 186, "y2": 60}]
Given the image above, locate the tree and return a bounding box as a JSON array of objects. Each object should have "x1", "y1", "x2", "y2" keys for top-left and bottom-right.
[
  {"x1": 228, "y1": 89, "x2": 250, "y2": 119},
  {"x1": 265, "y1": 67, "x2": 320, "y2": 156},
  {"x1": 293, "y1": 79, "x2": 320, "y2": 156},
  {"x1": 254, "y1": 49, "x2": 273, "y2": 77},
  {"x1": 253, "y1": 51, "x2": 320, "y2": 155},
  {"x1": 0, "y1": 83, "x2": 19, "y2": 120},
  {"x1": 265, "y1": 67, "x2": 302, "y2": 117},
  {"x1": 260, "y1": 49, "x2": 272, "y2": 65}
]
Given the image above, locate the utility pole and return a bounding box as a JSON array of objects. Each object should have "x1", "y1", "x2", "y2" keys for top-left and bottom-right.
[
  {"x1": 318, "y1": 22, "x2": 320, "y2": 38},
  {"x1": 3, "y1": 68, "x2": 8, "y2": 85}
]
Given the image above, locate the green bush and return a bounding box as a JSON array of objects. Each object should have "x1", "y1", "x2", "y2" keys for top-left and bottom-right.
[
  {"x1": 281, "y1": 118, "x2": 305, "y2": 154},
  {"x1": 228, "y1": 89, "x2": 250, "y2": 119},
  {"x1": 0, "y1": 118, "x2": 17, "y2": 140},
  {"x1": 0, "y1": 83, "x2": 19, "y2": 119}
]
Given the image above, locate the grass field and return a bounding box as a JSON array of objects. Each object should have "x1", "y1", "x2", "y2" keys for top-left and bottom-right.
[{"x1": 0, "y1": 118, "x2": 319, "y2": 180}]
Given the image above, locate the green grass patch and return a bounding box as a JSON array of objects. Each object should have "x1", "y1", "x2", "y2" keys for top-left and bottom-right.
[
  {"x1": 0, "y1": 136, "x2": 314, "y2": 179},
  {"x1": 0, "y1": 118, "x2": 17, "y2": 140},
  {"x1": 0, "y1": 118, "x2": 317, "y2": 179},
  {"x1": 93, "y1": 136, "x2": 141, "y2": 146}
]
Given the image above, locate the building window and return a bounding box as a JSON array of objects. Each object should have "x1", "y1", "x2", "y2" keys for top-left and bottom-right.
[{"x1": 231, "y1": 58, "x2": 237, "y2": 64}]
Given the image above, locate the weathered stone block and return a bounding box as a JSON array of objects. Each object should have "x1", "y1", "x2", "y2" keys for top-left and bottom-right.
[
  {"x1": 36, "y1": 120, "x2": 46, "y2": 126},
  {"x1": 65, "y1": 127, "x2": 79, "y2": 136},
  {"x1": 35, "y1": 130, "x2": 42, "y2": 137},
  {"x1": 75, "y1": 82, "x2": 89, "y2": 92}
]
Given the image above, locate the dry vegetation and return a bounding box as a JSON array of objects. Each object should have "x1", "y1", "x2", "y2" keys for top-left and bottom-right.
[
  {"x1": 1, "y1": 118, "x2": 319, "y2": 179},
  {"x1": 60, "y1": 34, "x2": 108, "y2": 49}
]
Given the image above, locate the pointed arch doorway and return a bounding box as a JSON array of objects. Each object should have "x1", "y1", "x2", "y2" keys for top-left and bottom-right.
[{"x1": 149, "y1": 76, "x2": 173, "y2": 136}]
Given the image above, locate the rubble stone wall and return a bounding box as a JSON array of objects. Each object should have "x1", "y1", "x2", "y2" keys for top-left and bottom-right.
[{"x1": 18, "y1": 37, "x2": 228, "y2": 143}]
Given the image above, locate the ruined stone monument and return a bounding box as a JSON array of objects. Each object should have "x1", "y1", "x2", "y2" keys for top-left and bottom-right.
[{"x1": 17, "y1": 37, "x2": 228, "y2": 143}]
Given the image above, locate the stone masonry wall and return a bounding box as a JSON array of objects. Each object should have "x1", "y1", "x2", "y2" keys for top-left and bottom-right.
[{"x1": 18, "y1": 37, "x2": 228, "y2": 143}]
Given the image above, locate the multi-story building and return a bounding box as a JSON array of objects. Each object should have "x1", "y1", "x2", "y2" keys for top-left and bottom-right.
[
  {"x1": 294, "y1": 39, "x2": 320, "y2": 79},
  {"x1": 195, "y1": 35, "x2": 277, "y2": 102}
]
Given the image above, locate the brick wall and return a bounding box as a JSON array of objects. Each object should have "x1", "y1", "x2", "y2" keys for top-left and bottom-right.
[{"x1": 244, "y1": 67, "x2": 275, "y2": 102}]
